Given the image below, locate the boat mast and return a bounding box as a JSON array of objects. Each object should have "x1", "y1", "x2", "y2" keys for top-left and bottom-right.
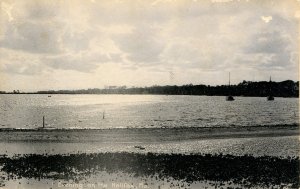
[
  {"x1": 267, "y1": 76, "x2": 275, "y2": 100},
  {"x1": 226, "y1": 72, "x2": 234, "y2": 101},
  {"x1": 269, "y1": 76, "x2": 273, "y2": 94}
]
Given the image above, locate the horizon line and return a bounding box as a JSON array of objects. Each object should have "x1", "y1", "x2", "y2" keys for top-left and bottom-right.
[{"x1": 1, "y1": 79, "x2": 298, "y2": 93}]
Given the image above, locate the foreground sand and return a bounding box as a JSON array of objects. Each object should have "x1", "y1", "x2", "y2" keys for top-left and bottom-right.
[{"x1": 0, "y1": 125, "x2": 298, "y2": 189}]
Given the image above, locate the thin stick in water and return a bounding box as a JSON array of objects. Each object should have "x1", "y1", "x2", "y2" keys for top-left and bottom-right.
[{"x1": 43, "y1": 116, "x2": 45, "y2": 128}]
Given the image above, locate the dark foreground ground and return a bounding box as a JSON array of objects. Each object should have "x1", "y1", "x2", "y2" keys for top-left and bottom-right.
[
  {"x1": 0, "y1": 152, "x2": 298, "y2": 188},
  {"x1": 0, "y1": 125, "x2": 298, "y2": 188}
]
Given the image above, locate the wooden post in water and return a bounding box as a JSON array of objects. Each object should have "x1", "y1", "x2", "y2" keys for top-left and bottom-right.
[
  {"x1": 43, "y1": 116, "x2": 45, "y2": 128},
  {"x1": 103, "y1": 111, "x2": 105, "y2": 119}
]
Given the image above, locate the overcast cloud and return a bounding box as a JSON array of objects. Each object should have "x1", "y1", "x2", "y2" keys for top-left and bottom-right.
[{"x1": 0, "y1": 0, "x2": 299, "y2": 91}]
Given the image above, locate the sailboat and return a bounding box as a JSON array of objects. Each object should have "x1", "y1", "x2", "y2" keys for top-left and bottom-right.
[
  {"x1": 267, "y1": 76, "x2": 274, "y2": 101},
  {"x1": 226, "y1": 72, "x2": 235, "y2": 101}
]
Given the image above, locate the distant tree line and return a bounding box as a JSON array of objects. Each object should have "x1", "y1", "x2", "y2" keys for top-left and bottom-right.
[
  {"x1": 1, "y1": 80, "x2": 298, "y2": 97},
  {"x1": 30, "y1": 80, "x2": 299, "y2": 97}
]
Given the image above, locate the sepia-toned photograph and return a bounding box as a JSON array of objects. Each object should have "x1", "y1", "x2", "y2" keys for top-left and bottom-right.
[{"x1": 0, "y1": 0, "x2": 299, "y2": 188}]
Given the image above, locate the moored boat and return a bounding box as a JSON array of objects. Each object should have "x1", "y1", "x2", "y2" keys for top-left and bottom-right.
[{"x1": 226, "y1": 72, "x2": 235, "y2": 101}]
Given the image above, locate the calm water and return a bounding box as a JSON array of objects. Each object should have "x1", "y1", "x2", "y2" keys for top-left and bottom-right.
[{"x1": 0, "y1": 94, "x2": 298, "y2": 129}]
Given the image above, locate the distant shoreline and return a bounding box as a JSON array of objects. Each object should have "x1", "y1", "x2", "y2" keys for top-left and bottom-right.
[
  {"x1": 1, "y1": 80, "x2": 299, "y2": 97},
  {"x1": 0, "y1": 93, "x2": 299, "y2": 98}
]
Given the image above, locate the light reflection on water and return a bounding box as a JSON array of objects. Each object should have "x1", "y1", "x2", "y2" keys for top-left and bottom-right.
[{"x1": 0, "y1": 94, "x2": 298, "y2": 129}]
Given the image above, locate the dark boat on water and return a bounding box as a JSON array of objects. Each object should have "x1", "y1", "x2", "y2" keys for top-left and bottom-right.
[
  {"x1": 226, "y1": 72, "x2": 235, "y2": 101},
  {"x1": 267, "y1": 95, "x2": 274, "y2": 101},
  {"x1": 267, "y1": 76, "x2": 274, "y2": 101},
  {"x1": 226, "y1": 95, "x2": 235, "y2": 101}
]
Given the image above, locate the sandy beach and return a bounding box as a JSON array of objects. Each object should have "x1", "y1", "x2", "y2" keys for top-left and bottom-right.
[
  {"x1": 0, "y1": 125, "x2": 298, "y2": 157},
  {"x1": 0, "y1": 125, "x2": 298, "y2": 189},
  {"x1": 0, "y1": 124, "x2": 298, "y2": 142}
]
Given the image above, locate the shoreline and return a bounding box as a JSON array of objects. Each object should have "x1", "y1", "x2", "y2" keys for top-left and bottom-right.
[
  {"x1": 0, "y1": 125, "x2": 298, "y2": 158},
  {"x1": 0, "y1": 93, "x2": 299, "y2": 98},
  {"x1": 0, "y1": 124, "x2": 298, "y2": 142}
]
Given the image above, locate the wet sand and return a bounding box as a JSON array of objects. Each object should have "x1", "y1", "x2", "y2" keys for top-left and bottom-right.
[
  {"x1": 0, "y1": 135, "x2": 298, "y2": 158},
  {"x1": 0, "y1": 125, "x2": 298, "y2": 157},
  {"x1": 0, "y1": 125, "x2": 298, "y2": 142}
]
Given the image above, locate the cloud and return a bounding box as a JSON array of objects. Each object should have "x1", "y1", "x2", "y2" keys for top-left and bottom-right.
[
  {"x1": 0, "y1": 21, "x2": 64, "y2": 54},
  {"x1": 0, "y1": 48, "x2": 44, "y2": 75},
  {"x1": 44, "y1": 52, "x2": 122, "y2": 72},
  {"x1": 244, "y1": 31, "x2": 290, "y2": 54},
  {"x1": 261, "y1": 16, "x2": 272, "y2": 23},
  {"x1": 114, "y1": 25, "x2": 165, "y2": 64},
  {"x1": 240, "y1": 14, "x2": 298, "y2": 70},
  {"x1": 0, "y1": 1, "x2": 67, "y2": 54},
  {"x1": 3, "y1": 62, "x2": 43, "y2": 75},
  {"x1": 1, "y1": 1, "x2": 15, "y2": 22}
]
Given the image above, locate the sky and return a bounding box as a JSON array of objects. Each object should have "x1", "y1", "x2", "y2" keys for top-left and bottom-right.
[{"x1": 0, "y1": 0, "x2": 299, "y2": 92}]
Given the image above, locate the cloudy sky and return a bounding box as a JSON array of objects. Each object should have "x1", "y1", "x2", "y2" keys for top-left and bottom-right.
[{"x1": 0, "y1": 0, "x2": 299, "y2": 91}]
